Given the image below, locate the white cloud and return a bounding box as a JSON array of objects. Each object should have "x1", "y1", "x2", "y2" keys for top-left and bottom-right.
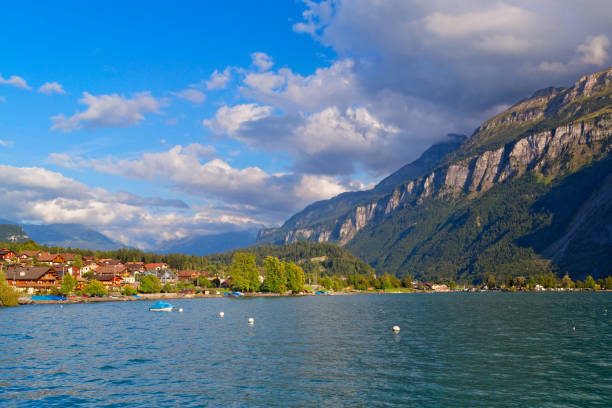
[
  {"x1": 577, "y1": 34, "x2": 610, "y2": 65},
  {"x1": 203, "y1": 103, "x2": 273, "y2": 135},
  {"x1": 0, "y1": 74, "x2": 30, "y2": 90},
  {"x1": 206, "y1": 67, "x2": 231, "y2": 90},
  {"x1": 0, "y1": 139, "x2": 14, "y2": 147},
  {"x1": 50, "y1": 91, "x2": 165, "y2": 132},
  {"x1": 171, "y1": 88, "x2": 206, "y2": 103},
  {"x1": 251, "y1": 52, "x2": 274, "y2": 71},
  {"x1": 241, "y1": 59, "x2": 360, "y2": 112},
  {"x1": 423, "y1": 4, "x2": 533, "y2": 40},
  {"x1": 38, "y1": 81, "x2": 66, "y2": 95}
]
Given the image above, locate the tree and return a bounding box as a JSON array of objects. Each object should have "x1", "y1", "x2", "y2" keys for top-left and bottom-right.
[
  {"x1": 528, "y1": 276, "x2": 536, "y2": 289},
  {"x1": 140, "y1": 275, "x2": 162, "y2": 293},
  {"x1": 449, "y1": 281, "x2": 457, "y2": 290},
  {"x1": 605, "y1": 276, "x2": 612, "y2": 290},
  {"x1": 84, "y1": 280, "x2": 108, "y2": 296},
  {"x1": 122, "y1": 286, "x2": 138, "y2": 296},
  {"x1": 402, "y1": 274, "x2": 412, "y2": 288},
  {"x1": 197, "y1": 275, "x2": 214, "y2": 288},
  {"x1": 0, "y1": 270, "x2": 19, "y2": 306},
  {"x1": 262, "y1": 256, "x2": 286, "y2": 293},
  {"x1": 487, "y1": 274, "x2": 496, "y2": 289},
  {"x1": 59, "y1": 272, "x2": 77, "y2": 295},
  {"x1": 72, "y1": 254, "x2": 83, "y2": 269},
  {"x1": 285, "y1": 262, "x2": 305, "y2": 293},
  {"x1": 229, "y1": 252, "x2": 260, "y2": 292},
  {"x1": 584, "y1": 275, "x2": 596, "y2": 290},
  {"x1": 561, "y1": 274, "x2": 573, "y2": 289}
]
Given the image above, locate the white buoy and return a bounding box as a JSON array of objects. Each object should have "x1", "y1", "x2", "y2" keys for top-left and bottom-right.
[
  {"x1": 392, "y1": 325, "x2": 400, "y2": 332},
  {"x1": 178, "y1": 308, "x2": 183, "y2": 313},
  {"x1": 219, "y1": 312, "x2": 225, "y2": 317},
  {"x1": 248, "y1": 317, "x2": 255, "y2": 324},
  {"x1": 572, "y1": 326, "x2": 576, "y2": 331}
]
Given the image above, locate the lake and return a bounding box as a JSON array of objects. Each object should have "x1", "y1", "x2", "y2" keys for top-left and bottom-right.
[{"x1": 1, "y1": 293, "x2": 611, "y2": 407}]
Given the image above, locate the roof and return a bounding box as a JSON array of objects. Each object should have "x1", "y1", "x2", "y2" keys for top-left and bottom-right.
[
  {"x1": 38, "y1": 253, "x2": 63, "y2": 262},
  {"x1": 19, "y1": 251, "x2": 41, "y2": 257},
  {"x1": 100, "y1": 259, "x2": 123, "y2": 266},
  {"x1": 0, "y1": 249, "x2": 15, "y2": 255},
  {"x1": 145, "y1": 263, "x2": 169, "y2": 269},
  {"x1": 95, "y1": 265, "x2": 127, "y2": 275},
  {"x1": 4, "y1": 266, "x2": 53, "y2": 281},
  {"x1": 91, "y1": 273, "x2": 121, "y2": 282},
  {"x1": 60, "y1": 253, "x2": 79, "y2": 261},
  {"x1": 177, "y1": 270, "x2": 201, "y2": 278}
]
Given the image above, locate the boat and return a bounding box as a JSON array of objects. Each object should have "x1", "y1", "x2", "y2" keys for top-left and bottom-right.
[
  {"x1": 231, "y1": 292, "x2": 245, "y2": 296},
  {"x1": 149, "y1": 300, "x2": 173, "y2": 312}
]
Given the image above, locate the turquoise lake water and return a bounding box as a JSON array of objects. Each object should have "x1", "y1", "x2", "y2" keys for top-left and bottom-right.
[{"x1": 1, "y1": 293, "x2": 611, "y2": 407}]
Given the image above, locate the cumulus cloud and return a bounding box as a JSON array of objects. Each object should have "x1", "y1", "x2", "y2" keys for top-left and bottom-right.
[
  {"x1": 0, "y1": 164, "x2": 224, "y2": 249},
  {"x1": 50, "y1": 91, "x2": 166, "y2": 132},
  {"x1": 0, "y1": 74, "x2": 30, "y2": 90},
  {"x1": 251, "y1": 52, "x2": 274, "y2": 71},
  {"x1": 171, "y1": 88, "x2": 206, "y2": 103},
  {"x1": 576, "y1": 34, "x2": 610, "y2": 65},
  {"x1": 206, "y1": 67, "x2": 231, "y2": 90},
  {"x1": 0, "y1": 139, "x2": 14, "y2": 147},
  {"x1": 38, "y1": 81, "x2": 66, "y2": 95},
  {"x1": 203, "y1": 103, "x2": 273, "y2": 135},
  {"x1": 71, "y1": 143, "x2": 363, "y2": 220}
]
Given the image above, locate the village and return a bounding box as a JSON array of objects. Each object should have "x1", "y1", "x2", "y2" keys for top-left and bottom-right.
[{"x1": 0, "y1": 247, "x2": 221, "y2": 295}]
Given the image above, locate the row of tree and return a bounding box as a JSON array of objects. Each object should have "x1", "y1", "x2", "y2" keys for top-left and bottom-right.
[
  {"x1": 229, "y1": 253, "x2": 306, "y2": 293},
  {"x1": 486, "y1": 273, "x2": 612, "y2": 290}
]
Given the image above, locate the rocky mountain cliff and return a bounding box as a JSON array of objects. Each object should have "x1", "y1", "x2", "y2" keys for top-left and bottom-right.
[{"x1": 257, "y1": 67, "x2": 612, "y2": 281}]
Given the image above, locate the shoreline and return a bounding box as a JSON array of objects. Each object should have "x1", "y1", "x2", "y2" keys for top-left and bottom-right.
[{"x1": 15, "y1": 288, "x2": 611, "y2": 306}]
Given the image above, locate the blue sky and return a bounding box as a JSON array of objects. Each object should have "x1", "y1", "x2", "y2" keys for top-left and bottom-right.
[{"x1": 1, "y1": 0, "x2": 611, "y2": 249}]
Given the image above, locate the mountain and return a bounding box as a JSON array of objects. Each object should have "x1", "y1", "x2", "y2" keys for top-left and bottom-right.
[
  {"x1": 17, "y1": 223, "x2": 121, "y2": 251},
  {"x1": 0, "y1": 224, "x2": 29, "y2": 243},
  {"x1": 257, "y1": 67, "x2": 612, "y2": 282},
  {"x1": 159, "y1": 230, "x2": 258, "y2": 255}
]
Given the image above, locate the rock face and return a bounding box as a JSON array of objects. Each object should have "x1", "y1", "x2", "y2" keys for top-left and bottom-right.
[{"x1": 257, "y1": 68, "x2": 612, "y2": 251}]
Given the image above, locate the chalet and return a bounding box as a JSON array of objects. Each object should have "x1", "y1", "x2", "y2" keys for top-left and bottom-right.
[
  {"x1": 177, "y1": 270, "x2": 202, "y2": 282},
  {"x1": 81, "y1": 261, "x2": 99, "y2": 274},
  {"x1": 91, "y1": 272, "x2": 123, "y2": 288},
  {"x1": 431, "y1": 284, "x2": 450, "y2": 292},
  {"x1": 19, "y1": 250, "x2": 42, "y2": 259},
  {"x1": 51, "y1": 265, "x2": 79, "y2": 279},
  {"x1": 37, "y1": 253, "x2": 65, "y2": 265},
  {"x1": 126, "y1": 262, "x2": 145, "y2": 273},
  {"x1": 99, "y1": 259, "x2": 124, "y2": 266},
  {"x1": 0, "y1": 249, "x2": 16, "y2": 261},
  {"x1": 60, "y1": 253, "x2": 79, "y2": 264},
  {"x1": 156, "y1": 270, "x2": 177, "y2": 284},
  {"x1": 144, "y1": 263, "x2": 169, "y2": 271},
  {"x1": 94, "y1": 265, "x2": 134, "y2": 284},
  {"x1": 83, "y1": 256, "x2": 97, "y2": 262},
  {"x1": 4, "y1": 266, "x2": 60, "y2": 293}
]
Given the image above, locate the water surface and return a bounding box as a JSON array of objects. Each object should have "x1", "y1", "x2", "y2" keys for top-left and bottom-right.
[{"x1": 1, "y1": 293, "x2": 611, "y2": 407}]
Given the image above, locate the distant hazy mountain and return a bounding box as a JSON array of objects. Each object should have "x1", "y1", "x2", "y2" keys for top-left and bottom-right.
[
  {"x1": 0, "y1": 221, "x2": 122, "y2": 250},
  {"x1": 159, "y1": 230, "x2": 257, "y2": 255},
  {"x1": 258, "y1": 67, "x2": 612, "y2": 282}
]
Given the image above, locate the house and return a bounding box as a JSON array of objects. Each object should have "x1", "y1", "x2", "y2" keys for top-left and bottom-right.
[
  {"x1": 126, "y1": 262, "x2": 145, "y2": 273},
  {"x1": 431, "y1": 284, "x2": 450, "y2": 292},
  {"x1": 0, "y1": 249, "x2": 16, "y2": 261},
  {"x1": 99, "y1": 259, "x2": 124, "y2": 266},
  {"x1": 177, "y1": 270, "x2": 202, "y2": 282},
  {"x1": 4, "y1": 266, "x2": 60, "y2": 293},
  {"x1": 144, "y1": 263, "x2": 169, "y2": 271},
  {"x1": 51, "y1": 264, "x2": 78, "y2": 279},
  {"x1": 19, "y1": 250, "x2": 42, "y2": 259},
  {"x1": 83, "y1": 256, "x2": 97, "y2": 262},
  {"x1": 37, "y1": 253, "x2": 65, "y2": 265},
  {"x1": 81, "y1": 261, "x2": 99, "y2": 274},
  {"x1": 156, "y1": 269, "x2": 177, "y2": 284},
  {"x1": 60, "y1": 253, "x2": 79, "y2": 264},
  {"x1": 91, "y1": 272, "x2": 123, "y2": 288}
]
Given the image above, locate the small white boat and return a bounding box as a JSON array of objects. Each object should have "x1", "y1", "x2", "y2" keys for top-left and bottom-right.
[{"x1": 149, "y1": 300, "x2": 173, "y2": 312}]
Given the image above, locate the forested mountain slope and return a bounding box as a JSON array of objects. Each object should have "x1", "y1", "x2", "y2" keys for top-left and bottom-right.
[{"x1": 257, "y1": 68, "x2": 612, "y2": 282}]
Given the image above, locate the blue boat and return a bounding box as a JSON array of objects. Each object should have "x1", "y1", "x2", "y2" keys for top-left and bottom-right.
[
  {"x1": 231, "y1": 292, "x2": 245, "y2": 296},
  {"x1": 314, "y1": 291, "x2": 329, "y2": 295},
  {"x1": 149, "y1": 300, "x2": 173, "y2": 312},
  {"x1": 31, "y1": 295, "x2": 66, "y2": 301}
]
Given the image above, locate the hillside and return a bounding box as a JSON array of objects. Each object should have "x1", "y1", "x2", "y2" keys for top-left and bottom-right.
[
  {"x1": 256, "y1": 67, "x2": 612, "y2": 282},
  {"x1": 21, "y1": 223, "x2": 121, "y2": 251},
  {"x1": 0, "y1": 224, "x2": 29, "y2": 242}
]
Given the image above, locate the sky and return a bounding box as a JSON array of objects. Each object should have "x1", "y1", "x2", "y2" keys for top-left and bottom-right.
[{"x1": 1, "y1": 0, "x2": 611, "y2": 249}]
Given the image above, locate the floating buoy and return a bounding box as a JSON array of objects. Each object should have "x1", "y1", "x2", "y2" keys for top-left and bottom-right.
[
  {"x1": 392, "y1": 325, "x2": 400, "y2": 332},
  {"x1": 248, "y1": 317, "x2": 255, "y2": 324},
  {"x1": 572, "y1": 326, "x2": 576, "y2": 331},
  {"x1": 178, "y1": 308, "x2": 183, "y2": 312},
  {"x1": 219, "y1": 312, "x2": 225, "y2": 317}
]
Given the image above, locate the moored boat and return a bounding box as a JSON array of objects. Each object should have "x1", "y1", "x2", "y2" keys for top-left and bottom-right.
[{"x1": 149, "y1": 300, "x2": 173, "y2": 312}]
